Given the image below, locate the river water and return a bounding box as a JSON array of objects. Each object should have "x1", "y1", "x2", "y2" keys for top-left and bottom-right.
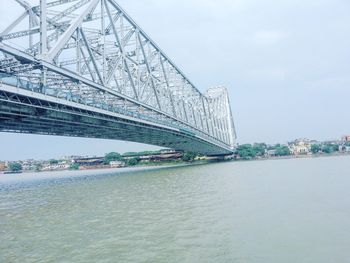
[{"x1": 1, "y1": 156, "x2": 350, "y2": 263}]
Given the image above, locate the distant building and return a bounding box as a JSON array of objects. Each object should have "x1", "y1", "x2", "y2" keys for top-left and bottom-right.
[
  {"x1": 42, "y1": 161, "x2": 70, "y2": 171},
  {"x1": 21, "y1": 159, "x2": 40, "y2": 171},
  {"x1": 139, "y1": 151, "x2": 183, "y2": 162},
  {"x1": 110, "y1": 161, "x2": 125, "y2": 168},
  {"x1": 266, "y1": 149, "x2": 277, "y2": 157},
  {"x1": 195, "y1": 156, "x2": 222, "y2": 161},
  {"x1": 342, "y1": 135, "x2": 350, "y2": 142},
  {"x1": 289, "y1": 139, "x2": 311, "y2": 155},
  {"x1": 339, "y1": 145, "x2": 350, "y2": 153},
  {"x1": 61, "y1": 155, "x2": 88, "y2": 161},
  {"x1": 72, "y1": 157, "x2": 104, "y2": 167},
  {"x1": 0, "y1": 162, "x2": 7, "y2": 171},
  {"x1": 160, "y1": 149, "x2": 176, "y2": 154}
]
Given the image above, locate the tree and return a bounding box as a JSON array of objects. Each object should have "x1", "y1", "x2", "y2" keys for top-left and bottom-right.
[
  {"x1": 252, "y1": 143, "x2": 267, "y2": 156},
  {"x1": 35, "y1": 163, "x2": 43, "y2": 172},
  {"x1": 182, "y1": 152, "x2": 197, "y2": 162},
  {"x1": 330, "y1": 144, "x2": 339, "y2": 152},
  {"x1": 69, "y1": 163, "x2": 80, "y2": 170},
  {"x1": 127, "y1": 158, "x2": 139, "y2": 166},
  {"x1": 322, "y1": 144, "x2": 338, "y2": 154},
  {"x1": 104, "y1": 152, "x2": 122, "y2": 164},
  {"x1": 274, "y1": 145, "x2": 290, "y2": 156},
  {"x1": 322, "y1": 145, "x2": 332, "y2": 154},
  {"x1": 9, "y1": 162, "x2": 22, "y2": 172},
  {"x1": 311, "y1": 144, "x2": 321, "y2": 154},
  {"x1": 236, "y1": 144, "x2": 257, "y2": 159},
  {"x1": 49, "y1": 159, "x2": 59, "y2": 164}
]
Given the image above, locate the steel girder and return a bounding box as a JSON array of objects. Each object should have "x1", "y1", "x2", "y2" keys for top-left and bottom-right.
[{"x1": 0, "y1": 0, "x2": 237, "y2": 155}]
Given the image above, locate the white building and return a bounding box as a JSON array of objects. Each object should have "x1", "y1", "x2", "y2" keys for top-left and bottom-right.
[
  {"x1": 339, "y1": 145, "x2": 350, "y2": 152},
  {"x1": 289, "y1": 139, "x2": 311, "y2": 155},
  {"x1": 110, "y1": 161, "x2": 125, "y2": 168},
  {"x1": 42, "y1": 161, "x2": 70, "y2": 171}
]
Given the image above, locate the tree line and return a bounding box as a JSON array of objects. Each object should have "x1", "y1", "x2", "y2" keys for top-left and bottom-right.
[{"x1": 235, "y1": 143, "x2": 290, "y2": 160}]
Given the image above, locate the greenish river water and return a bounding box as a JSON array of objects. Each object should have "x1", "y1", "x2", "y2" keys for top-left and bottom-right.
[{"x1": 1, "y1": 156, "x2": 350, "y2": 262}]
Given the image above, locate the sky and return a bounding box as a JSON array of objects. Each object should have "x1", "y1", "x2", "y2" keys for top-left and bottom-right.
[{"x1": 1, "y1": 0, "x2": 350, "y2": 160}]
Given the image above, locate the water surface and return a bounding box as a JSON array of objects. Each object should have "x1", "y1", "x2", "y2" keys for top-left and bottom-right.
[{"x1": 1, "y1": 156, "x2": 350, "y2": 262}]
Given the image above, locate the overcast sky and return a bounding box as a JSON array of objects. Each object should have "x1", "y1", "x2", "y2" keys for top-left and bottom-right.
[{"x1": 1, "y1": 0, "x2": 350, "y2": 160}]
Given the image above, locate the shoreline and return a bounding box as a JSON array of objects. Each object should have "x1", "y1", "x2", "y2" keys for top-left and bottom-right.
[
  {"x1": 0, "y1": 159, "x2": 212, "y2": 176},
  {"x1": 0, "y1": 161, "x2": 194, "y2": 175},
  {"x1": 1, "y1": 153, "x2": 349, "y2": 183},
  {"x1": 232, "y1": 151, "x2": 350, "y2": 162},
  {"x1": 0, "y1": 163, "x2": 194, "y2": 185}
]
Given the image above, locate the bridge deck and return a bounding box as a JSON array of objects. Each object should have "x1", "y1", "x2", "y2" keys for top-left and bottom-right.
[{"x1": 0, "y1": 82, "x2": 233, "y2": 155}]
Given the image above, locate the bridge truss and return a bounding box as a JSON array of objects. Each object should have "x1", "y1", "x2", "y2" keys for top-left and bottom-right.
[{"x1": 0, "y1": 0, "x2": 236, "y2": 155}]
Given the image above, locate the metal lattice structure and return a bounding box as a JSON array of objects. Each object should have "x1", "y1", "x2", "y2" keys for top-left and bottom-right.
[{"x1": 0, "y1": 0, "x2": 236, "y2": 155}]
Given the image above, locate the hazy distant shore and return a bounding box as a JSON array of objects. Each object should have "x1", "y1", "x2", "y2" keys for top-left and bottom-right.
[
  {"x1": 1, "y1": 153, "x2": 349, "y2": 184},
  {"x1": 234, "y1": 151, "x2": 350, "y2": 162},
  {"x1": 0, "y1": 163, "x2": 191, "y2": 184}
]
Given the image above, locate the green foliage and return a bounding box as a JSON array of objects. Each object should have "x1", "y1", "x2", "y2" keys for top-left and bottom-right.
[
  {"x1": 35, "y1": 163, "x2": 43, "y2": 172},
  {"x1": 274, "y1": 145, "x2": 290, "y2": 156},
  {"x1": 104, "y1": 152, "x2": 122, "y2": 164},
  {"x1": 69, "y1": 163, "x2": 80, "y2": 170},
  {"x1": 321, "y1": 144, "x2": 338, "y2": 154},
  {"x1": 322, "y1": 146, "x2": 332, "y2": 154},
  {"x1": 252, "y1": 143, "x2": 267, "y2": 156},
  {"x1": 236, "y1": 144, "x2": 257, "y2": 159},
  {"x1": 236, "y1": 143, "x2": 289, "y2": 159},
  {"x1": 311, "y1": 144, "x2": 321, "y2": 154},
  {"x1": 346, "y1": 142, "x2": 350, "y2": 147},
  {"x1": 331, "y1": 144, "x2": 339, "y2": 152},
  {"x1": 9, "y1": 162, "x2": 22, "y2": 172},
  {"x1": 182, "y1": 152, "x2": 197, "y2": 162},
  {"x1": 127, "y1": 157, "x2": 139, "y2": 166},
  {"x1": 49, "y1": 159, "x2": 59, "y2": 164}
]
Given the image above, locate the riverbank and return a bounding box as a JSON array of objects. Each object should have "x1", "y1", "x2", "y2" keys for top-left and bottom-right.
[
  {"x1": 0, "y1": 160, "x2": 198, "y2": 175},
  {"x1": 1, "y1": 152, "x2": 349, "y2": 178},
  {"x1": 0, "y1": 163, "x2": 196, "y2": 184},
  {"x1": 233, "y1": 151, "x2": 350, "y2": 162}
]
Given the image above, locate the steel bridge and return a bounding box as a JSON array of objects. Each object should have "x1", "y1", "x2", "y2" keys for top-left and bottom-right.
[{"x1": 0, "y1": 0, "x2": 236, "y2": 155}]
